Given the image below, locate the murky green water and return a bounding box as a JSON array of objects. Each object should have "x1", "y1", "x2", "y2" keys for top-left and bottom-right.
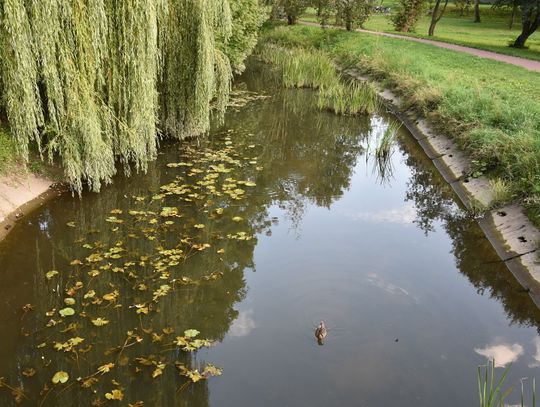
[{"x1": 1, "y1": 61, "x2": 540, "y2": 406}]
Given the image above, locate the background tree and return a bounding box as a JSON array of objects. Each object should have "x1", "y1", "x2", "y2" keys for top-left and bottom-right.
[
  {"x1": 336, "y1": 0, "x2": 376, "y2": 30},
  {"x1": 225, "y1": 0, "x2": 269, "y2": 73},
  {"x1": 454, "y1": 0, "x2": 471, "y2": 16},
  {"x1": 428, "y1": 0, "x2": 449, "y2": 35},
  {"x1": 391, "y1": 0, "x2": 426, "y2": 31},
  {"x1": 512, "y1": 0, "x2": 540, "y2": 47},
  {"x1": 494, "y1": 0, "x2": 521, "y2": 28},
  {"x1": 474, "y1": 0, "x2": 481, "y2": 22},
  {"x1": 276, "y1": 0, "x2": 309, "y2": 24},
  {"x1": 316, "y1": 0, "x2": 335, "y2": 26}
]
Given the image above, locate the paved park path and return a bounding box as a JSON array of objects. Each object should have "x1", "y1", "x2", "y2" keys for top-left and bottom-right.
[{"x1": 301, "y1": 21, "x2": 540, "y2": 72}]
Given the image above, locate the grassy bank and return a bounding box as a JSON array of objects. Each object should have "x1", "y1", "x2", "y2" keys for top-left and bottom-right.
[
  {"x1": 301, "y1": 5, "x2": 540, "y2": 61},
  {"x1": 260, "y1": 23, "x2": 540, "y2": 222}
]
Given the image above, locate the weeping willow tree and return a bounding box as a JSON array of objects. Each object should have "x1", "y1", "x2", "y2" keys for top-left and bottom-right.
[{"x1": 0, "y1": 0, "x2": 266, "y2": 192}]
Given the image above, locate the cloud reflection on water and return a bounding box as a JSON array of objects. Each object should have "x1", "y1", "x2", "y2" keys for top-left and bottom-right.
[
  {"x1": 347, "y1": 204, "x2": 417, "y2": 225},
  {"x1": 228, "y1": 309, "x2": 256, "y2": 338},
  {"x1": 474, "y1": 342, "x2": 524, "y2": 367}
]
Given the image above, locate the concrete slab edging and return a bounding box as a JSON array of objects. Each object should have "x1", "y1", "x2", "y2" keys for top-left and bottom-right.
[{"x1": 344, "y1": 68, "x2": 540, "y2": 307}]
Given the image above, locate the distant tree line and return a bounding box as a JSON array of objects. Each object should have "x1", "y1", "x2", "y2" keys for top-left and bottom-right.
[{"x1": 272, "y1": 0, "x2": 539, "y2": 47}]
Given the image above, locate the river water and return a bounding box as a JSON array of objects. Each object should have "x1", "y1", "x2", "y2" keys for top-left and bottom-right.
[{"x1": 0, "y1": 61, "x2": 539, "y2": 406}]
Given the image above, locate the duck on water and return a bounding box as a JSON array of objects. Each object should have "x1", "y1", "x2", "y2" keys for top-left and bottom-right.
[{"x1": 315, "y1": 321, "x2": 327, "y2": 345}]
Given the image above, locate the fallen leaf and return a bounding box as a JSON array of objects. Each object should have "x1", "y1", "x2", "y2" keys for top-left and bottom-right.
[{"x1": 52, "y1": 371, "x2": 69, "y2": 384}]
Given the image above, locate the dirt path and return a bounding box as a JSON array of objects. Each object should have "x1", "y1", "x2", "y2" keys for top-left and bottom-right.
[{"x1": 301, "y1": 21, "x2": 540, "y2": 72}]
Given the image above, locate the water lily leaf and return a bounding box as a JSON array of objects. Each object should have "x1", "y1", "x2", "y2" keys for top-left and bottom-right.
[
  {"x1": 152, "y1": 365, "x2": 164, "y2": 378},
  {"x1": 59, "y1": 307, "x2": 75, "y2": 317},
  {"x1": 81, "y1": 377, "x2": 98, "y2": 388},
  {"x1": 69, "y1": 337, "x2": 84, "y2": 346},
  {"x1": 105, "y1": 389, "x2": 124, "y2": 400},
  {"x1": 129, "y1": 402, "x2": 144, "y2": 407},
  {"x1": 91, "y1": 318, "x2": 109, "y2": 326},
  {"x1": 64, "y1": 298, "x2": 76, "y2": 305},
  {"x1": 22, "y1": 368, "x2": 35, "y2": 378},
  {"x1": 106, "y1": 216, "x2": 124, "y2": 224},
  {"x1": 52, "y1": 371, "x2": 69, "y2": 384},
  {"x1": 184, "y1": 329, "x2": 200, "y2": 338},
  {"x1": 84, "y1": 290, "x2": 96, "y2": 299},
  {"x1": 244, "y1": 181, "x2": 256, "y2": 187},
  {"x1": 66, "y1": 221, "x2": 76, "y2": 227},
  {"x1": 193, "y1": 224, "x2": 205, "y2": 229},
  {"x1": 97, "y1": 363, "x2": 115, "y2": 374},
  {"x1": 46, "y1": 270, "x2": 59, "y2": 280},
  {"x1": 202, "y1": 364, "x2": 223, "y2": 377},
  {"x1": 232, "y1": 216, "x2": 243, "y2": 222},
  {"x1": 103, "y1": 290, "x2": 119, "y2": 302}
]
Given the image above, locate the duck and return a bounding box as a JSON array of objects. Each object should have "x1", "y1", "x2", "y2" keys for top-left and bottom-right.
[{"x1": 315, "y1": 321, "x2": 327, "y2": 345}]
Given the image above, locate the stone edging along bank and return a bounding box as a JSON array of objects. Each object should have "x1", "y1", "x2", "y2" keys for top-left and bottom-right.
[{"x1": 344, "y1": 69, "x2": 540, "y2": 306}]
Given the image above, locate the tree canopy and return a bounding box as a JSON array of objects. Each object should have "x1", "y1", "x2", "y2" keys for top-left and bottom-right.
[{"x1": 0, "y1": 0, "x2": 267, "y2": 192}]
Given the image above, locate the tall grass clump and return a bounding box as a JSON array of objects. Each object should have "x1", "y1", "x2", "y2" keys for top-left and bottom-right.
[
  {"x1": 477, "y1": 360, "x2": 512, "y2": 407},
  {"x1": 371, "y1": 121, "x2": 400, "y2": 182},
  {"x1": 257, "y1": 44, "x2": 337, "y2": 88},
  {"x1": 476, "y1": 360, "x2": 537, "y2": 407},
  {"x1": 318, "y1": 81, "x2": 379, "y2": 115},
  {"x1": 257, "y1": 43, "x2": 379, "y2": 116},
  {"x1": 489, "y1": 178, "x2": 512, "y2": 206}
]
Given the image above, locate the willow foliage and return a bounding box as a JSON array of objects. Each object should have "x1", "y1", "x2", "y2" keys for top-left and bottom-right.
[{"x1": 0, "y1": 0, "x2": 267, "y2": 193}]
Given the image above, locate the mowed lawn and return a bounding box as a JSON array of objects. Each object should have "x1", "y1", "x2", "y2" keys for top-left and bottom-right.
[{"x1": 301, "y1": 5, "x2": 540, "y2": 61}]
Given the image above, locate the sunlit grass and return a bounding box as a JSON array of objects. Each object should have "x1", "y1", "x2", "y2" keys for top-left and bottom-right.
[{"x1": 300, "y1": 5, "x2": 540, "y2": 61}]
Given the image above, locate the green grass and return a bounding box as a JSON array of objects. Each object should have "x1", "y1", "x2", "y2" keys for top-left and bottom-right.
[
  {"x1": 301, "y1": 4, "x2": 540, "y2": 61},
  {"x1": 260, "y1": 23, "x2": 540, "y2": 223}
]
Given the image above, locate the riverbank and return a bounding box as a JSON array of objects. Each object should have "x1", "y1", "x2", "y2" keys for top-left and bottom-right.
[
  {"x1": 258, "y1": 24, "x2": 540, "y2": 303},
  {"x1": 260, "y1": 24, "x2": 540, "y2": 223},
  {"x1": 0, "y1": 169, "x2": 57, "y2": 240}
]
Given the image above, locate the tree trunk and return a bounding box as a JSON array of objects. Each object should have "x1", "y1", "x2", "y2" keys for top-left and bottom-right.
[
  {"x1": 287, "y1": 15, "x2": 296, "y2": 25},
  {"x1": 509, "y1": 2, "x2": 517, "y2": 29},
  {"x1": 429, "y1": 0, "x2": 441, "y2": 35},
  {"x1": 428, "y1": 0, "x2": 448, "y2": 36},
  {"x1": 513, "y1": 9, "x2": 540, "y2": 47},
  {"x1": 346, "y1": 19, "x2": 352, "y2": 30},
  {"x1": 474, "y1": 0, "x2": 480, "y2": 23}
]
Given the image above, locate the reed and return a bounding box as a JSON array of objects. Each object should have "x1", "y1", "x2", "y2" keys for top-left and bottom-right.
[
  {"x1": 477, "y1": 360, "x2": 512, "y2": 407},
  {"x1": 318, "y1": 81, "x2": 379, "y2": 115},
  {"x1": 257, "y1": 44, "x2": 379, "y2": 116}
]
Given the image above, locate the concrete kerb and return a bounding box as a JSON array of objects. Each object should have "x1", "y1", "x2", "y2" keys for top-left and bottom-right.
[{"x1": 344, "y1": 68, "x2": 540, "y2": 306}]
